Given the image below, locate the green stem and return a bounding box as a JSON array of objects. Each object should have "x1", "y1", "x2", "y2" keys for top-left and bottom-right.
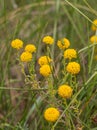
[
  {"x1": 89, "y1": 45, "x2": 95, "y2": 73},
  {"x1": 0, "y1": 87, "x2": 47, "y2": 91},
  {"x1": 78, "y1": 43, "x2": 97, "y2": 54},
  {"x1": 64, "y1": 0, "x2": 93, "y2": 24},
  {"x1": 89, "y1": 30, "x2": 97, "y2": 73},
  {"x1": 85, "y1": 71, "x2": 97, "y2": 86},
  {"x1": 24, "y1": 96, "x2": 42, "y2": 125},
  {"x1": 47, "y1": 76, "x2": 55, "y2": 105},
  {"x1": 52, "y1": 0, "x2": 60, "y2": 59}
]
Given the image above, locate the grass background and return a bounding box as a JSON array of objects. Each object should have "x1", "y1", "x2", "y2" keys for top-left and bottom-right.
[{"x1": 0, "y1": 0, "x2": 97, "y2": 130}]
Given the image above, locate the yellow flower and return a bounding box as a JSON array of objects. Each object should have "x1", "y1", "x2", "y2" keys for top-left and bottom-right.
[
  {"x1": 57, "y1": 38, "x2": 70, "y2": 49},
  {"x1": 42, "y1": 36, "x2": 54, "y2": 45},
  {"x1": 66, "y1": 62, "x2": 80, "y2": 74},
  {"x1": 38, "y1": 56, "x2": 52, "y2": 66},
  {"x1": 25, "y1": 44, "x2": 36, "y2": 53},
  {"x1": 64, "y1": 49, "x2": 77, "y2": 60},
  {"x1": 39, "y1": 65, "x2": 51, "y2": 77},
  {"x1": 90, "y1": 35, "x2": 97, "y2": 43},
  {"x1": 91, "y1": 19, "x2": 97, "y2": 31},
  {"x1": 20, "y1": 51, "x2": 32, "y2": 62},
  {"x1": 44, "y1": 107, "x2": 60, "y2": 122},
  {"x1": 58, "y1": 84, "x2": 73, "y2": 98},
  {"x1": 11, "y1": 39, "x2": 23, "y2": 49}
]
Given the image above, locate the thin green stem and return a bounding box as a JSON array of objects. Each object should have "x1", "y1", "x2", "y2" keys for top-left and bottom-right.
[
  {"x1": 52, "y1": 0, "x2": 60, "y2": 59},
  {"x1": 64, "y1": 0, "x2": 93, "y2": 24},
  {"x1": 0, "y1": 87, "x2": 48, "y2": 91},
  {"x1": 83, "y1": 0, "x2": 97, "y2": 17},
  {"x1": 85, "y1": 71, "x2": 97, "y2": 86},
  {"x1": 89, "y1": 45, "x2": 95, "y2": 74},
  {"x1": 78, "y1": 43, "x2": 97, "y2": 54},
  {"x1": 69, "y1": 110, "x2": 91, "y2": 130},
  {"x1": 89, "y1": 30, "x2": 97, "y2": 73},
  {"x1": 24, "y1": 96, "x2": 42, "y2": 125}
]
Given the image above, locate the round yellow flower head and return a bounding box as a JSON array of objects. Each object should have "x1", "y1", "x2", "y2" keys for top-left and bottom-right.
[
  {"x1": 58, "y1": 84, "x2": 73, "y2": 98},
  {"x1": 44, "y1": 107, "x2": 60, "y2": 122},
  {"x1": 20, "y1": 51, "x2": 32, "y2": 62},
  {"x1": 91, "y1": 19, "x2": 97, "y2": 31},
  {"x1": 57, "y1": 38, "x2": 70, "y2": 49},
  {"x1": 38, "y1": 56, "x2": 52, "y2": 66},
  {"x1": 11, "y1": 39, "x2": 23, "y2": 49},
  {"x1": 64, "y1": 49, "x2": 77, "y2": 60},
  {"x1": 39, "y1": 65, "x2": 51, "y2": 77},
  {"x1": 66, "y1": 62, "x2": 80, "y2": 74},
  {"x1": 90, "y1": 35, "x2": 97, "y2": 43},
  {"x1": 42, "y1": 36, "x2": 54, "y2": 45},
  {"x1": 25, "y1": 44, "x2": 36, "y2": 53}
]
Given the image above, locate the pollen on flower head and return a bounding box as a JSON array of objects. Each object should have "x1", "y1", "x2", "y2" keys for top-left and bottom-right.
[
  {"x1": 11, "y1": 39, "x2": 23, "y2": 49},
  {"x1": 58, "y1": 84, "x2": 73, "y2": 98},
  {"x1": 20, "y1": 51, "x2": 32, "y2": 62},
  {"x1": 90, "y1": 35, "x2": 97, "y2": 43},
  {"x1": 38, "y1": 56, "x2": 52, "y2": 66},
  {"x1": 42, "y1": 36, "x2": 54, "y2": 45},
  {"x1": 44, "y1": 107, "x2": 60, "y2": 122},
  {"x1": 57, "y1": 38, "x2": 70, "y2": 49},
  {"x1": 25, "y1": 44, "x2": 36, "y2": 53},
  {"x1": 39, "y1": 64, "x2": 51, "y2": 77},
  {"x1": 66, "y1": 62, "x2": 80, "y2": 74},
  {"x1": 91, "y1": 19, "x2": 97, "y2": 31},
  {"x1": 64, "y1": 49, "x2": 77, "y2": 60}
]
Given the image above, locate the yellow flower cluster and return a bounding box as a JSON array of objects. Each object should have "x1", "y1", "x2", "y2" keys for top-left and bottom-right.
[
  {"x1": 64, "y1": 49, "x2": 77, "y2": 60},
  {"x1": 44, "y1": 107, "x2": 60, "y2": 122},
  {"x1": 66, "y1": 62, "x2": 80, "y2": 74},
  {"x1": 58, "y1": 84, "x2": 73, "y2": 98},
  {"x1": 11, "y1": 36, "x2": 81, "y2": 124},
  {"x1": 91, "y1": 19, "x2": 97, "y2": 31},
  {"x1": 38, "y1": 56, "x2": 52, "y2": 66},
  {"x1": 11, "y1": 39, "x2": 23, "y2": 49},
  {"x1": 42, "y1": 36, "x2": 54, "y2": 45},
  {"x1": 38, "y1": 55, "x2": 52, "y2": 77},
  {"x1": 11, "y1": 39, "x2": 36, "y2": 62},
  {"x1": 20, "y1": 52, "x2": 32, "y2": 62},
  {"x1": 57, "y1": 37, "x2": 80, "y2": 75},
  {"x1": 39, "y1": 65, "x2": 51, "y2": 77},
  {"x1": 57, "y1": 38, "x2": 70, "y2": 50},
  {"x1": 25, "y1": 44, "x2": 36, "y2": 53},
  {"x1": 44, "y1": 84, "x2": 73, "y2": 122}
]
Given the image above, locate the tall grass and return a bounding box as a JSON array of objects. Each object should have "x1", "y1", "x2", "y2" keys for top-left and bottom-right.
[{"x1": 0, "y1": 0, "x2": 97, "y2": 130}]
